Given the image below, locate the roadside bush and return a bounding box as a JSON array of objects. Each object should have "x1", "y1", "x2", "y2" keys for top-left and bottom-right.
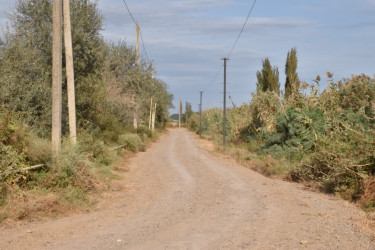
[
  {"x1": 188, "y1": 115, "x2": 198, "y2": 132},
  {"x1": 262, "y1": 106, "x2": 327, "y2": 160},
  {"x1": 136, "y1": 126, "x2": 153, "y2": 139},
  {"x1": 118, "y1": 134, "x2": 145, "y2": 152}
]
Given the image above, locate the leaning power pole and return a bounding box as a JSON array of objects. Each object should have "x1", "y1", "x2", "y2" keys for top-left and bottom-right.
[
  {"x1": 52, "y1": 0, "x2": 62, "y2": 153},
  {"x1": 199, "y1": 91, "x2": 202, "y2": 137},
  {"x1": 221, "y1": 57, "x2": 229, "y2": 148},
  {"x1": 63, "y1": 0, "x2": 77, "y2": 145}
]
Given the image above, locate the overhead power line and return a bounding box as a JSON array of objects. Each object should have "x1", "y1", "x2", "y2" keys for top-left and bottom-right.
[
  {"x1": 139, "y1": 29, "x2": 150, "y2": 62},
  {"x1": 202, "y1": 0, "x2": 257, "y2": 93},
  {"x1": 203, "y1": 64, "x2": 223, "y2": 92},
  {"x1": 121, "y1": 0, "x2": 137, "y2": 25},
  {"x1": 120, "y1": 0, "x2": 151, "y2": 63},
  {"x1": 227, "y1": 0, "x2": 257, "y2": 58}
]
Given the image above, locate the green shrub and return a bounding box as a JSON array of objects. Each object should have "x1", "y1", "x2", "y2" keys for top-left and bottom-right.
[
  {"x1": 136, "y1": 126, "x2": 153, "y2": 139},
  {"x1": 118, "y1": 134, "x2": 145, "y2": 152}
]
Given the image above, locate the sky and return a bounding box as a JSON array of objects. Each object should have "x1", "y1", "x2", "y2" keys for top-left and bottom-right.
[{"x1": 1, "y1": 0, "x2": 375, "y2": 114}]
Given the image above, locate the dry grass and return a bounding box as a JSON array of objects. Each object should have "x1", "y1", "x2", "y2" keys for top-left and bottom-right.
[{"x1": 0, "y1": 190, "x2": 82, "y2": 226}]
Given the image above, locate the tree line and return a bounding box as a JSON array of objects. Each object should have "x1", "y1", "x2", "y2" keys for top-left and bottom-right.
[
  {"x1": 0, "y1": 0, "x2": 173, "y2": 210},
  {"x1": 0, "y1": 0, "x2": 173, "y2": 140}
]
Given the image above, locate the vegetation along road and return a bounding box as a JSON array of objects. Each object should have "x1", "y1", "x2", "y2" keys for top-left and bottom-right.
[{"x1": 0, "y1": 128, "x2": 373, "y2": 249}]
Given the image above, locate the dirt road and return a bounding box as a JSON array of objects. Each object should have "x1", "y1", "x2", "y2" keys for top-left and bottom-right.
[{"x1": 0, "y1": 128, "x2": 374, "y2": 249}]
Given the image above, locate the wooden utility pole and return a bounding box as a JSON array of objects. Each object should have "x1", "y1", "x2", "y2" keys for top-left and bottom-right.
[
  {"x1": 221, "y1": 57, "x2": 229, "y2": 148},
  {"x1": 52, "y1": 0, "x2": 62, "y2": 153},
  {"x1": 136, "y1": 24, "x2": 140, "y2": 67},
  {"x1": 149, "y1": 98, "x2": 153, "y2": 129},
  {"x1": 199, "y1": 91, "x2": 202, "y2": 137},
  {"x1": 63, "y1": 0, "x2": 77, "y2": 145}
]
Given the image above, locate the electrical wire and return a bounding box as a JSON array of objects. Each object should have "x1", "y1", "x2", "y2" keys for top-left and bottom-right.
[
  {"x1": 227, "y1": 0, "x2": 257, "y2": 58},
  {"x1": 121, "y1": 0, "x2": 137, "y2": 25},
  {"x1": 203, "y1": 65, "x2": 223, "y2": 92},
  {"x1": 120, "y1": 0, "x2": 151, "y2": 63},
  {"x1": 202, "y1": 0, "x2": 257, "y2": 94},
  {"x1": 139, "y1": 29, "x2": 150, "y2": 62}
]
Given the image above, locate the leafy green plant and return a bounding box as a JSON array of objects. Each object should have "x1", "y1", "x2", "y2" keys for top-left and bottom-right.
[{"x1": 118, "y1": 134, "x2": 145, "y2": 152}]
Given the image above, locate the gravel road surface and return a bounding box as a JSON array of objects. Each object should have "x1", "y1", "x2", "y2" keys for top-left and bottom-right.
[{"x1": 0, "y1": 128, "x2": 373, "y2": 249}]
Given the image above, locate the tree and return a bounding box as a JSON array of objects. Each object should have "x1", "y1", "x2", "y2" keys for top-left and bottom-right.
[
  {"x1": 0, "y1": 0, "x2": 105, "y2": 136},
  {"x1": 256, "y1": 58, "x2": 280, "y2": 94},
  {"x1": 284, "y1": 48, "x2": 300, "y2": 98},
  {"x1": 183, "y1": 102, "x2": 193, "y2": 124}
]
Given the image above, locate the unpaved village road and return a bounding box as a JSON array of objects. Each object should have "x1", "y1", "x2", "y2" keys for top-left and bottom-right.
[{"x1": 1, "y1": 128, "x2": 374, "y2": 249}]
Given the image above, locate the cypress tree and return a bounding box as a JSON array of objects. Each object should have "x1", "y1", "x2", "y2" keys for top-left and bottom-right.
[
  {"x1": 284, "y1": 48, "x2": 300, "y2": 98},
  {"x1": 256, "y1": 58, "x2": 280, "y2": 94}
]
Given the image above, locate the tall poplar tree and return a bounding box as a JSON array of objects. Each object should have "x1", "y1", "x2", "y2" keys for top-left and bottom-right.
[
  {"x1": 284, "y1": 48, "x2": 300, "y2": 98},
  {"x1": 256, "y1": 58, "x2": 280, "y2": 94}
]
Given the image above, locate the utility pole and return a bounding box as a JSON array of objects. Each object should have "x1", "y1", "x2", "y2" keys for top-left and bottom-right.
[
  {"x1": 149, "y1": 98, "x2": 153, "y2": 129},
  {"x1": 133, "y1": 24, "x2": 140, "y2": 129},
  {"x1": 199, "y1": 91, "x2": 202, "y2": 137},
  {"x1": 221, "y1": 57, "x2": 229, "y2": 148},
  {"x1": 63, "y1": 0, "x2": 77, "y2": 145},
  {"x1": 178, "y1": 98, "x2": 181, "y2": 127},
  {"x1": 152, "y1": 103, "x2": 157, "y2": 132},
  {"x1": 132, "y1": 95, "x2": 137, "y2": 129},
  {"x1": 52, "y1": 0, "x2": 62, "y2": 154},
  {"x1": 136, "y1": 24, "x2": 140, "y2": 67}
]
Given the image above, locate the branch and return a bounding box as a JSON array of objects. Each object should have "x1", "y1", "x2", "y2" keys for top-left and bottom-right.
[{"x1": 1, "y1": 164, "x2": 45, "y2": 176}]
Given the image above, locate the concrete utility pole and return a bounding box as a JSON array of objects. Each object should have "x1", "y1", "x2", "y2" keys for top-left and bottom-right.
[
  {"x1": 199, "y1": 91, "x2": 202, "y2": 137},
  {"x1": 221, "y1": 57, "x2": 229, "y2": 148},
  {"x1": 132, "y1": 95, "x2": 137, "y2": 129},
  {"x1": 149, "y1": 98, "x2": 153, "y2": 129},
  {"x1": 133, "y1": 24, "x2": 140, "y2": 129},
  {"x1": 152, "y1": 103, "x2": 157, "y2": 132},
  {"x1": 179, "y1": 98, "x2": 181, "y2": 127},
  {"x1": 52, "y1": 0, "x2": 62, "y2": 153},
  {"x1": 63, "y1": 0, "x2": 77, "y2": 145},
  {"x1": 136, "y1": 24, "x2": 140, "y2": 67}
]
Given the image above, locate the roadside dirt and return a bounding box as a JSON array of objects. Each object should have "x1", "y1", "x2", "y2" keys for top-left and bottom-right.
[{"x1": 0, "y1": 128, "x2": 374, "y2": 249}]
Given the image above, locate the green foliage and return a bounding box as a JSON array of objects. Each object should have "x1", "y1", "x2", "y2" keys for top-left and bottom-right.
[
  {"x1": 191, "y1": 74, "x2": 375, "y2": 208},
  {"x1": 0, "y1": 107, "x2": 29, "y2": 174},
  {"x1": 117, "y1": 134, "x2": 145, "y2": 152},
  {"x1": 284, "y1": 48, "x2": 300, "y2": 98},
  {"x1": 263, "y1": 107, "x2": 327, "y2": 160},
  {"x1": 0, "y1": 0, "x2": 106, "y2": 137},
  {"x1": 0, "y1": 0, "x2": 172, "y2": 213},
  {"x1": 182, "y1": 102, "x2": 193, "y2": 123},
  {"x1": 136, "y1": 126, "x2": 153, "y2": 139},
  {"x1": 256, "y1": 58, "x2": 280, "y2": 94}
]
